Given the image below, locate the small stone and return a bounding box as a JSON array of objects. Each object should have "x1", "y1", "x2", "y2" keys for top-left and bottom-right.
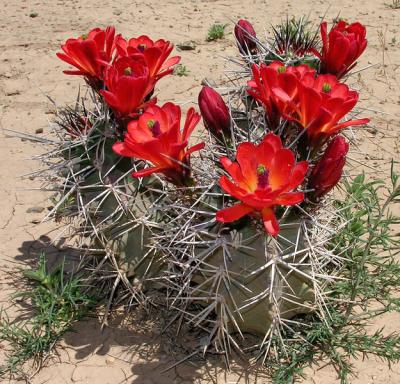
[
  {"x1": 367, "y1": 127, "x2": 378, "y2": 135},
  {"x1": 177, "y1": 41, "x2": 196, "y2": 51},
  {"x1": 31, "y1": 219, "x2": 41, "y2": 224},
  {"x1": 26, "y1": 206, "x2": 45, "y2": 213},
  {"x1": 105, "y1": 356, "x2": 115, "y2": 365},
  {"x1": 35, "y1": 128, "x2": 43, "y2": 134}
]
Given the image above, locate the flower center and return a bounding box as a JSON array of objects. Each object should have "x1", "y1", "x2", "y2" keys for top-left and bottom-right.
[
  {"x1": 124, "y1": 66, "x2": 132, "y2": 76},
  {"x1": 257, "y1": 164, "x2": 269, "y2": 189},
  {"x1": 147, "y1": 119, "x2": 161, "y2": 137},
  {"x1": 277, "y1": 66, "x2": 286, "y2": 74},
  {"x1": 138, "y1": 44, "x2": 147, "y2": 52},
  {"x1": 322, "y1": 82, "x2": 332, "y2": 93}
]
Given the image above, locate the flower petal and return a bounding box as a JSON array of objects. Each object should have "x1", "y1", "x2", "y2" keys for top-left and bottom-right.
[
  {"x1": 216, "y1": 203, "x2": 254, "y2": 223},
  {"x1": 261, "y1": 207, "x2": 279, "y2": 236}
]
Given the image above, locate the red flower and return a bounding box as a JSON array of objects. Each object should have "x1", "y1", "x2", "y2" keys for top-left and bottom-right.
[
  {"x1": 273, "y1": 71, "x2": 369, "y2": 147},
  {"x1": 313, "y1": 21, "x2": 367, "y2": 78},
  {"x1": 234, "y1": 19, "x2": 257, "y2": 54},
  {"x1": 216, "y1": 133, "x2": 308, "y2": 236},
  {"x1": 308, "y1": 136, "x2": 349, "y2": 199},
  {"x1": 247, "y1": 61, "x2": 315, "y2": 127},
  {"x1": 198, "y1": 86, "x2": 231, "y2": 137},
  {"x1": 57, "y1": 26, "x2": 118, "y2": 79},
  {"x1": 116, "y1": 35, "x2": 180, "y2": 80},
  {"x1": 112, "y1": 103, "x2": 204, "y2": 185},
  {"x1": 100, "y1": 56, "x2": 155, "y2": 117}
]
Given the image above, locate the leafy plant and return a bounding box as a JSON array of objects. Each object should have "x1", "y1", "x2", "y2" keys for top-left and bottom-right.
[
  {"x1": 173, "y1": 64, "x2": 189, "y2": 77},
  {"x1": 268, "y1": 165, "x2": 400, "y2": 383},
  {"x1": 206, "y1": 23, "x2": 227, "y2": 41},
  {"x1": 0, "y1": 255, "x2": 95, "y2": 380},
  {"x1": 385, "y1": 0, "x2": 400, "y2": 9}
]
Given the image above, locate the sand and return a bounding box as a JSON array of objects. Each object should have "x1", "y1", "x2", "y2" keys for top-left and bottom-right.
[{"x1": 0, "y1": 0, "x2": 399, "y2": 382}]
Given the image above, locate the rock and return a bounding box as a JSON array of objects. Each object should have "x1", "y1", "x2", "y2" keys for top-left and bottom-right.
[
  {"x1": 177, "y1": 41, "x2": 196, "y2": 51},
  {"x1": 26, "y1": 206, "x2": 45, "y2": 213},
  {"x1": 35, "y1": 128, "x2": 43, "y2": 134}
]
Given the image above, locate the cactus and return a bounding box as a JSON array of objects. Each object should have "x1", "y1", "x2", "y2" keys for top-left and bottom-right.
[{"x1": 21, "y1": 18, "x2": 369, "y2": 363}]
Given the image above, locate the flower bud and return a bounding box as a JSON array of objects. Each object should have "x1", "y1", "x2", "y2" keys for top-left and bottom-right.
[
  {"x1": 198, "y1": 86, "x2": 231, "y2": 137},
  {"x1": 308, "y1": 136, "x2": 349, "y2": 199},
  {"x1": 234, "y1": 19, "x2": 257, "y2": 55}
]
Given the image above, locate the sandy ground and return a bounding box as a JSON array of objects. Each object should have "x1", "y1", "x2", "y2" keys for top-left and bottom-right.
[{"x1": 0, "y1": 0, "x2": 399, "y2": 383}]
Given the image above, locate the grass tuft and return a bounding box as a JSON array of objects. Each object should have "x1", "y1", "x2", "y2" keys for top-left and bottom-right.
[
  {"x1": 173, "y1": 64, "x2": 190, "y2": 77},
  {"x1": 0, "y1": 255, "x2": 95, "y2": 380},
  {"x1": 206, "y1": 23, "x2": 227, "y2": 41}
]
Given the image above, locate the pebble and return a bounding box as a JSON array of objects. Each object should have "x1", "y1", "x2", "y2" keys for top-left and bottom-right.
[
  {"x1": 26, "y1": 206, "x2": 45, "y2": 213},
  {"x1": 177, "y1": 41, "x2": 196, "y2": 51}
]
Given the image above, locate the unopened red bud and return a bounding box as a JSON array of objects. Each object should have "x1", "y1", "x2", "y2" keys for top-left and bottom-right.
[
  {"x1": 198, "y1": 86, "x2": 231, "y2": 137},
  {"x1": 308, "y1": 136, "x2": 349, "y2": 199},
  {"x1": 234, "y1": 19, "x2": 257, "y2": 55}
]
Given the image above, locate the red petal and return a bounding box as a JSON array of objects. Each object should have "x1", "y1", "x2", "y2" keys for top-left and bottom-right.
[
  {"x1": 261, "y1": 208, "x2": 279, "y2": 236},
  {"x1": 274, "y1": 192, "x2": 304, "y2": 206},
  {"x1": 219, "y1": 176, "x2": 248, "y2": 201},
  {"x1": 236, "y1": 142, "x2": 258, "y2": 190},
  {"x1": 269, "y1": 149, "x2": 295, "y2": 190},
  {"x1": 216, "y1": 203, "x2": 254, "y2": 223},
  {"x1": 132, "y1": 166, "x2": 165, "y2": 178}
]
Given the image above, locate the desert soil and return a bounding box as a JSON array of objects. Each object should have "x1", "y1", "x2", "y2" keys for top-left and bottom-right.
[{"x1": 0, "y1": 0, "x2": 399, "y2": 383}]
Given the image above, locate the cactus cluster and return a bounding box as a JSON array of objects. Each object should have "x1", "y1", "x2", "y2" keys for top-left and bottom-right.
[{"x1": 27, "y1": 17, "x2": 370, "y2": 361}]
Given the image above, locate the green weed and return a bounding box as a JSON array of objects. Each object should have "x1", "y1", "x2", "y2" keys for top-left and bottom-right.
[
  {"x1": 269, "y1": 163, "x2": 400, "y2": 383},
  {"x1": 173, "y1": 64, "x2": 190, "y2": 77},
  {"x1": 0, "y1": 255, "x2": 95, "y2": 379},
  {"x1": 206, "y1": 23, "x2": 227, "y2": 42}
]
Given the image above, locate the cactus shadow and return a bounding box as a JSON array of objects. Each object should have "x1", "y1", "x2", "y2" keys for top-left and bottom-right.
[
  {"x1": 16, "y1": 234, "x2": 81, "y2": 270},
  {"x1": 12, "y1": 236, "x2": 269, "y2": 383}
]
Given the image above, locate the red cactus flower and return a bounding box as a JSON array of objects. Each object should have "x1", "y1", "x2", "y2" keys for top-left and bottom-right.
[
  {"x1": 273, "y1": 71, "x2": 369, "y2": 147},
  {"x1": 116, "y1": 35, "x2": 180, "y2": 80},
  {"x1": 216, "y1": 133, "x2": 308, "y2": 236},
  {"x1": 247, "y1": 61, "x2": 315, "y2": 127},
  {"x1": 112, "y1": 103, "x2": 204, "y2": 186},
  {"x1": 198, "y1": 86, "x2": 231, "y2": 137},
  {"x1": 100, "y1": 56, "x2": 155, "y2": 117},
  {"x1": 308, "y1": 136, "x2": 349, "y2": 199},
  {"x1": 234, "y1": 19, "x2": 258, "y2": 54},
  {"x1": 56, "y1": 26, "x2": 118, "y2": 79},
  {"x1": 313, "y1": 21, "x2": 367, "y2": 78}
]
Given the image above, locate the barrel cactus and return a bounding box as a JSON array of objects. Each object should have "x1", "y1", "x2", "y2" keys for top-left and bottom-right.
[{"x1": 30, "y1": 17, "x2": 370, "y2": 361}]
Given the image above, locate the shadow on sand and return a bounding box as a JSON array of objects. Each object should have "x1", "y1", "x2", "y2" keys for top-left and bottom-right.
[{"x1": 10, "y1": 235, "x2": 269, "y2": 384}]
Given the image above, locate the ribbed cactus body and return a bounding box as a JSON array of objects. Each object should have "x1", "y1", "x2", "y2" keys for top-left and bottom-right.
[{"x1": 163, "y1": 213, "x2": 313, "y2": 336}]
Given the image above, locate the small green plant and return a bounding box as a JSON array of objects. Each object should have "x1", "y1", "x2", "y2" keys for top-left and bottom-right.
[
  {"x1": 268, "y1": 165, "x2": 400, "y2": 383},
  {"x1": 0, "y1": 255, "x2": 95, "y2": 380},
  {"x1": 50, "y1": 194, "x2": 76, "y2": 220},
  {"x1": 173, "y1": 64, "x2": 189, "y2": 77},
  {"x1": 206, "y1": 23, "x2": 227, "y2": 41},
  {"x1": 385, "y1": 0, "x2": 400, "y2": 9}
]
